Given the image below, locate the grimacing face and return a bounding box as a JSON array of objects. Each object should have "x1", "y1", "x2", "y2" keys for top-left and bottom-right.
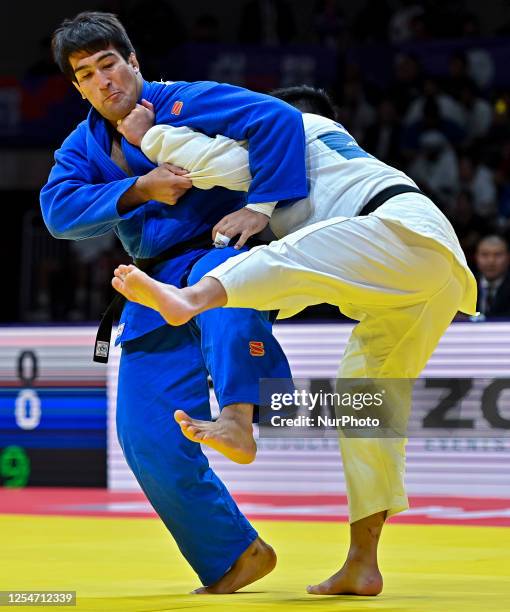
[
  {"x1": 475, "y1": 240, "x2": 510, "y2": 281},
  {"x1": 69, "y1": 45, "x2": 142, "y2": 123}
]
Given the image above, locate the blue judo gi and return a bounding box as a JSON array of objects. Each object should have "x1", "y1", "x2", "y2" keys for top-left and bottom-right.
[{"x1": 40, "y1": 79, "x2": 308, "y2": 584}]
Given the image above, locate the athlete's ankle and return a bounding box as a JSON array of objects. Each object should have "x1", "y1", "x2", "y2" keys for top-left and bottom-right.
[
  {"x1": 345, "y1": 545, "x2": 379, "y2": 567},
  {"x1": 220, "y1": 404, "x2": 254, "y2": 429},
  {"x1": 181, "y1": 285, "x2": 205, "y2": 312}
]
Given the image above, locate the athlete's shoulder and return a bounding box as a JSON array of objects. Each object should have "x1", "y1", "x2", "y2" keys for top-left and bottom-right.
[
  {"x1": 302, "y1": 112, "x2": 348, "y2": 136},
  {"x1": 144, "y1": 80, "x2": 225, "y2": 120},
  {"x1": 303, "y1": 113, "x2": 352, "y2": 142},
  {"x1": 145, "y1": 79, "x2": 220, "y2": 101}
]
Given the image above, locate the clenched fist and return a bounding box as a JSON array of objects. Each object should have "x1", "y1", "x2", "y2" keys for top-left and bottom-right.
[
  {"x1": 117, "y1": 99, "x2": 155, "y2": 147},
  {"x1": 136, "y1": 163, "x2": 192, "y2": 205}
]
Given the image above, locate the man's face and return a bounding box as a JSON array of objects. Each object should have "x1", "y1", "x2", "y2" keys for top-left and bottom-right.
[
  {"x1": 69, "y1": 45, "x2": 141, "y2": 123},
  {"x1": 475, "y1": 241, "x2": 510, "y2": 281}
]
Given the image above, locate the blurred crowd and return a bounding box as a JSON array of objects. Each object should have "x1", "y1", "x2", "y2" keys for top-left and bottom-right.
[
  {"x1": 9, "y1": 0, "x2": 510, "y2": 321},
  {"x1": 335, "y1": 52, "x2": 510, "y2": 268}
]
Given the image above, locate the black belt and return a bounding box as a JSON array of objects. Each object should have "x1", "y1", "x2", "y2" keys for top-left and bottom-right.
[
  {"x1": 93, "y1": 230, "x2": 213, "y2": 363},
  {"x1": 358, "y1": 184, "x2": 425, "y2": 216}
]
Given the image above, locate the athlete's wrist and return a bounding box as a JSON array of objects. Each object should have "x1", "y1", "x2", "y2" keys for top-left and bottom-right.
[
  {"x1": 133, "y1": 174, "x2": 151, "y2": 201},
  {"x1": 117, "y1": 177, "x2": 149, "y2": 214},
  {"x1": 245, "y1": 202, "x2": 277, "y2": 217}
]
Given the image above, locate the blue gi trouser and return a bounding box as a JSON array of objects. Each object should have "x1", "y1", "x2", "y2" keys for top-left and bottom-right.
[{"x1": 116, "y1": 248, "x2": 291, "y2": 585}]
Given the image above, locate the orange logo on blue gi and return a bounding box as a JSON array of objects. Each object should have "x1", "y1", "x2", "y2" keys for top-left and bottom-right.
[
  {"x1": 249, "y1": 341, "x2": 265, "y2": 357},
  {"x1": 171, "y1": 100, "x2": 184, "y2": 115}
]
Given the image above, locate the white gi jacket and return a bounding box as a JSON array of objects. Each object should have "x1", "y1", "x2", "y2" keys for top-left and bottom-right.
[
  {"x1": 141, "y1": 112, "x2": 476, "y2": 314},
  {"x1": 141, "y1": 112, "x2": 479, "y2": 524}
]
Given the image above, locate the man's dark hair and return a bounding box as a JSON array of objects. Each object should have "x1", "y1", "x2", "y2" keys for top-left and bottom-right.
[
  {"x1": 478, "y1": 234, "x2": 510, "y2": 252},
  {"x1": 270, "y1": 85, "x2": 337, "y2": 120},
  {"x1": 51, "y1": 12, "x2": 135, "y2": 82}
]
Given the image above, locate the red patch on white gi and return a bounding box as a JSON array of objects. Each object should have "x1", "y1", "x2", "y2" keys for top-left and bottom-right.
[
  {"x1": 171, "y1": 100, "x2": 183, "y2": 115},
  {"x1": 249, "y1": 341, "x2": 265, "y2": 357}
]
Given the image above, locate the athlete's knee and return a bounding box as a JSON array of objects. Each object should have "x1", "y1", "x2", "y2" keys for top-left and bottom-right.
[
  {"x1": 187, "y1": 260, "x2": 208, "y2": 286},
  {"x1": 187, "y1": 247, "x2": 248, "y2": 286},
  {"x1": 123, "y1": 429, "x2": 207, "y2": 485},
  {"x1": 139, "y1": 452, "x2": 203, "y2": 491}
]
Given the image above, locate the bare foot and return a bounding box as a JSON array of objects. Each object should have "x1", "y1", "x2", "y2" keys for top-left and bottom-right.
[
  {"x1": 111, "y1": 264, "x2": 195, "y2": 325},
  {"x1": 193, "y1": 537, "x2": 276, "y2": 594},
  {"x1": 306, "y1": 560, "x2": 383, "y2": 596},
  {"x1": 174, "y1": 408, "x2": 257, "y2": 464}
]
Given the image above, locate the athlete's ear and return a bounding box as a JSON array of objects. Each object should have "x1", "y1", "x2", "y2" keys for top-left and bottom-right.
[
  {"x1": 72, "y1": 80, "x2": 87, "y2": 100},
  {"x1": 128, "y1": 53, "x2": 140, "y2": 72}
]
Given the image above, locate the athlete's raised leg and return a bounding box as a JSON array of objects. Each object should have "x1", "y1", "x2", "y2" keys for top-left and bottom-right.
[{"x1": 112, "y1": 264, "x2": 225, "y2": 325}]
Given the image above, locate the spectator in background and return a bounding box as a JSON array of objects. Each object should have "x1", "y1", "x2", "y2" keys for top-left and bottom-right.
[
  {"x1": 68, "y1": 233, "x2": 122, "y2": 320},
  {"x1": 388, "y1": 1, "x2": 425, "y2": 43},
  {"x1": 239, "y1": 0, "x2": 296, "y2": 45},
  {"x1": 442, "y1": 52, "x2": 492, "y2": 147},
  {"x1": 404, "y1": 78, "x2": 465, "y2": 138},
  {"x1": 443, "y1": 52, "x2": 475, "y2": 98},
  {"x1": 475, "y1": 235, "x2": 510, "y2": 319},
  {"x1": 401, "y1": 90, "x2": 465, "y2": 155},
  {"x1": 389, "y1": 53, "x2": 423, "y2": 113},
  {"x1": 407, "y1": 130, "x2": 459, "y2": 210},
  {"x1": 389, "y1": 53, "x2": 423, "y2": 114},
  {"x1": 336, "y1": 69, "x2": 375, "y2": 143},
  {"x1": 33, "y1": 246, "x2": 75, "y2": 321},
  {"x1": 363, "y1": 97, "x2": 403, "y2": 167},
  {"x1": 449, "y1": 190, "x2": 492, "y2": 265},
  {"x1": 458, "y1": 82, "x2": 493, "y2": 146},
  {"x1": 458, "y1": 153, "x2": 497, "y2": 218},
  {"x1": 405, "y1": 7, "x2": 431, "y2": 41},
  {"x1": 33, "y1": 232, "x2": 125, "y2": 322}
]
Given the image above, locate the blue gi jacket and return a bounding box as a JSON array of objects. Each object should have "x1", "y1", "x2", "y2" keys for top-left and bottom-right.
[{"x1": 40, "y1": 79, "x2": 307, "y2": 342}]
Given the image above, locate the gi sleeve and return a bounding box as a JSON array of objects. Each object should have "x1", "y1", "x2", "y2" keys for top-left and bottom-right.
[
  {"x1": 245, "y1": 201, "x2": 277, "y2": 217},
  {"x1": 160, "y1": 81, "x2": 308, "y2": 206},
  {"x1": 141, "y1": 124, "x2": 252, "y2": 192},
  {"x1": 40, "y1": 124, "x2": 140, "y2": 240}
]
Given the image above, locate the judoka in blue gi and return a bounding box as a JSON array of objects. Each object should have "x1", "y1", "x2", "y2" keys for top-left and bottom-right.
[{"x1": 40, "y1": 11, "x2": 308, "y2": 593}]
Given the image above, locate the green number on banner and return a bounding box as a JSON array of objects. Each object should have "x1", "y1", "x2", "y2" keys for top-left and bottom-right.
[{"x1": 0, "y1": 446, "x2": 31, "y2": 488}]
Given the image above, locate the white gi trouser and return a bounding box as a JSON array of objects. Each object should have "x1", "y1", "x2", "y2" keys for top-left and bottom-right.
[{"x1": 206, "y1": 203, "x2": 476, "y2": 523}]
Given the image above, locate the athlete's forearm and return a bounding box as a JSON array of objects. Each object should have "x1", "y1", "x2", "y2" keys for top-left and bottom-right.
[
  {"x1": 161, "y1": 81, "x2": 308, "y2": 204},
  {"x1": 118, "y1": 165, "x2": 192, "y2": 213},
  {"x1": 117, "y1": 177, "x2": 150, "y2": 214},
  {"x1": 141, "y1": 125, "x2": 252, "y2": 192},
  {"x1": 40, "y1": 124, "x2": 142, "y2": 240}
]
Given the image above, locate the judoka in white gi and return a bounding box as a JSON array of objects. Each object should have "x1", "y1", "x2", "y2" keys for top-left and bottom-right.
[{"x1": 112, "y1": 86, "x2": 478, "y2": 596}]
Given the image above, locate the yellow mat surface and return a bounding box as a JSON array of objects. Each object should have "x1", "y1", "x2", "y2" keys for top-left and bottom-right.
[{"x1": 1, "y1": 515, "x2": 508, "y2": 611}]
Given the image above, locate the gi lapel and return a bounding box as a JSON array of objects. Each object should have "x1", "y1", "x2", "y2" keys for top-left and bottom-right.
[{"x1": 86, "y1": 110, "x2": 128, "y2": 181}]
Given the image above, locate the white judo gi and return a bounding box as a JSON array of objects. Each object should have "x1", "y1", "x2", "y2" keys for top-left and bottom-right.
[{"x1": 141, "y1": 113, "x2": 478, "y2": 523}]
